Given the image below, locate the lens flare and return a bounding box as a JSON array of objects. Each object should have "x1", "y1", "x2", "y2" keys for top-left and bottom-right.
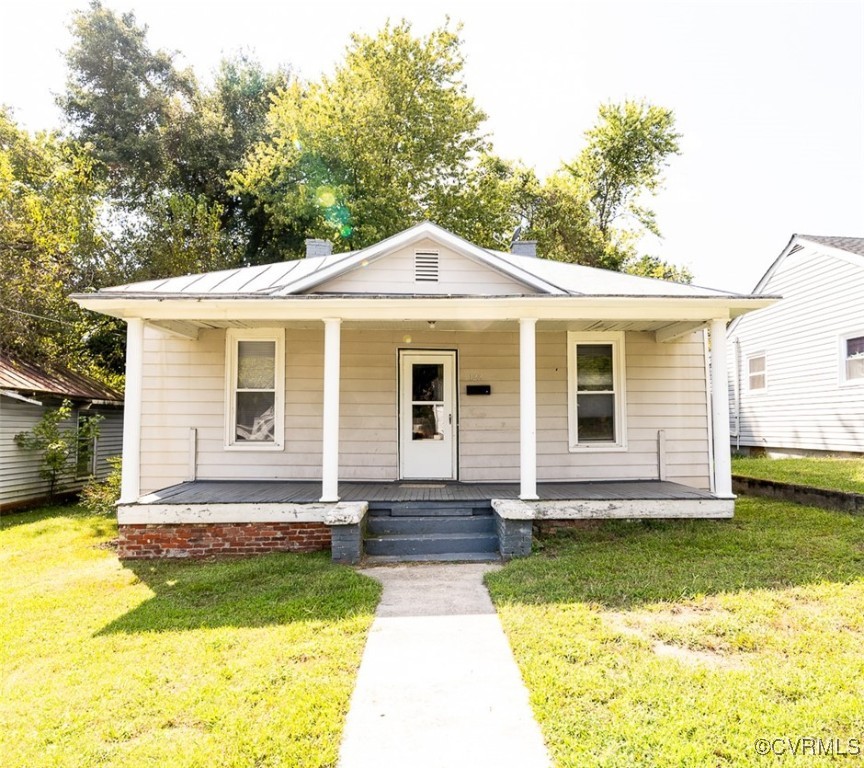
[{"x1": 316, "y1": 186, "x2": 336, "y2": 207}]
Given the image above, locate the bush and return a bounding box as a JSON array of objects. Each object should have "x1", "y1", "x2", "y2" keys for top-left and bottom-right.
[{"x1": 80, "y1": 456, "x2": 122, "y2": 514}]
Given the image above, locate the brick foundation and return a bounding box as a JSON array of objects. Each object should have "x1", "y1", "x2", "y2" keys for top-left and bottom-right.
[{"x1": 117, "y1": 522, "x2": 332, "y2": 559}]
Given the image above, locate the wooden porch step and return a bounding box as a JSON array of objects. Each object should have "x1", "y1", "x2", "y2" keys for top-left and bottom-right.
[
  {"x1": 367, "y1": 515, "x2": 495, "y2": 536},
  {"x1": 364, "y1": 552, "x2": 501, "y2": 564},
  {"x1": 368, "y1": 500, "x2": 493, "y2": 517},
  {"x1": 363, "y1": 500, "x2": 499, "y2": 561},
  {"x1": 364, "y1": 532, "x2": 499, "y2": 557}
]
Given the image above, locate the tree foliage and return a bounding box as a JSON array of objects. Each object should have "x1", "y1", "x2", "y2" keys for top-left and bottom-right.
[
  {"x1": 623, "y1": 253, "x2": 693, "y2": 284},
  {"x1": 0, "y1": 108, "x2": 112, "y2": 370},
  {"x1": 235, "y1": 20, "x2": 488, "y2": 253},
  {"x1": 2, "y1": 7, "x2": 697, "y2": 386},
  {"x1": 59, "y1": 1, "x2": 194, "y2": 198},
  {"x1": 531, "y1": 100, "x2": 682, "y2": 271}
]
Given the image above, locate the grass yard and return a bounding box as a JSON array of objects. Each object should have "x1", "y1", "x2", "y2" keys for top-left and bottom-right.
[
  {"x1": 732, "y1": 455, "x2": 864, "y2": 494},
  {"x1": 487, "y1": 497, "x2": 864, "y2": 767},
  {"x1": 0, "y1": 505, "x2": 381, "y2": 768}
]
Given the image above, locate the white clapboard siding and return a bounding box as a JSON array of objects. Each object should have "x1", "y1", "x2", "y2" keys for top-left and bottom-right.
[
  {"x1": 728, "y1": 244, "x2": 864, "y2": 452},
  {"x1": 315, "y1": 237, "x2": 536, "y2": 295},
  {"x1": 0, "y1": 399, "x2": 122, "y2": 508},
  {"x1": 138, "y1": 325, "x2": 711, "y2": 494}
]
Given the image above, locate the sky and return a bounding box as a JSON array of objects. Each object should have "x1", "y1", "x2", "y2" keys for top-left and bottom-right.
[{"x1": 1, "y1": 0, "x2": 862, "y2": 293}]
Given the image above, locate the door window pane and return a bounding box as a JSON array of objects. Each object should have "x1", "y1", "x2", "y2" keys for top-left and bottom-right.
[
  {"x1": 413, "y1": 364, "x2": 443, "y2": 401},
  {"x1": 577, "y1": 345, "x2": 613, "y2": 391},
  {"x1": 235, "y1": 392, "x2": 276, "y2": 442},
  {"x1": 577, "y1": 394, "x2": 615, "y2": 441},
  {"x1": 412, "y1": 404, "x2": 444, "y2": 440},
  {"x1": 237, "y1": 341, "x2": 276, "y2": 389}
]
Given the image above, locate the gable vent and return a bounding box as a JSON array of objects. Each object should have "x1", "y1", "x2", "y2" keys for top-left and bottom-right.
[{"x1": 414, "y1": 250, "x2": 440, "y2": 282}]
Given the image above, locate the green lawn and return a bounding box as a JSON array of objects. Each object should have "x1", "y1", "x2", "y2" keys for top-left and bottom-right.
[
  {"x1": 732, "y1": 455, "x2": 864, "y2": 494},
  {"x1": 0, "y1": 505, "x2": 381, "y2": 768},
  {"x1": 487, "y1": 497, "x2": 864, "y2": 767}
]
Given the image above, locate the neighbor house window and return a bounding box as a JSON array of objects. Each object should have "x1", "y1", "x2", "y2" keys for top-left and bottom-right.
[
  {"x1": 843, "y1": 334, "x2": 864, "y2": 383},
  {"x1": 75, "y1": 413, "x2": 96, "y2": 478},
  {"x1": 567, "y1": 331, "x2": 627, "y2": 451},
  {"x1": 225, "y1": 328, "x2": 285, "y2": 449},
  {"x1": 747, "y1": 354, "x2": 767, "y2": 391}
]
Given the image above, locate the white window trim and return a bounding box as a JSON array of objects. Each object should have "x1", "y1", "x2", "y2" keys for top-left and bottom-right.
[
  {"x1": 567, "y1": 331, "x2": 627, "y2": 452},
  {"x1": 839, "y1": 330, "x2": 864, "y2": 387},
  {"x1": 225, "y1": 328, "x2": 285, "y2": 451},
  {"x1": 746, "y1": 352, "x2": 767, "y2": 393}
]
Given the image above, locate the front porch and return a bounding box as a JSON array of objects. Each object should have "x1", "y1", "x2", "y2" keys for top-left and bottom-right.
[
  {"x1": 136, "y1": 478, "x2": 720, "y2": 504},
  {"x1": 117, "y1": 479, "x2": 733, "y2": 563}
]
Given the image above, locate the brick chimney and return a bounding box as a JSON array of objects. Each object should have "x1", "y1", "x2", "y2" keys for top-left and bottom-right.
[
  {"x1": 511, "y1": 240, "x2": 537, "y2": 257},
  {"x1": 305, "y1": 238, "x2": 333, "y2": 258}
]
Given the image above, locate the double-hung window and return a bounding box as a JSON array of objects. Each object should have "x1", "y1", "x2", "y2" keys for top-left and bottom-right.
[
  {"x1": 747, "y1": 353, "x2": 767, "y2": 391},
  {"x1": 842, "y1": 334, "x2": 864, "y2": 384},
  {"x1": 567, "y1": 331, "x2": 627, "y2": 451},
  {"x1": 225, "y1": 328, "x2": 285, "y2": 449}
]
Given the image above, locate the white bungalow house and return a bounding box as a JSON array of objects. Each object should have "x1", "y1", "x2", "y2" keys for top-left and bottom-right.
[
  {"x1": 72, "y1": 222, "x2": 773, "y2": 562},
  {"x1": 727, "y1": 234, "x2": 864, "y2": 456}
]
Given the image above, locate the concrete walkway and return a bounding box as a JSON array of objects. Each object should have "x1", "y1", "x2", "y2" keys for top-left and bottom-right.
[{"x1": 338, "y1": 564, "x2": 551, "y2": 768}]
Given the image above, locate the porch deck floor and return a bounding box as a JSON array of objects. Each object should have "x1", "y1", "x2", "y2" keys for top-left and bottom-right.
[{"x1": 140, "y1": 479, "x2": 717, "y2": 505}]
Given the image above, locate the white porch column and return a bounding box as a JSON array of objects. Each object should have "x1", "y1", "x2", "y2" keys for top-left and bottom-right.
[
  {"x1": 519, "y1": 318, "x2": 538, "y2": 500},
  {"x1": 119, "y1": 318, "x2": 144, "y2": 503},
  {"x1": 710, "y1": 318, "x2": 733, "y2": 497},
  {"x1": 320, "y1": 318, "x2": 342, "y2": 502}
]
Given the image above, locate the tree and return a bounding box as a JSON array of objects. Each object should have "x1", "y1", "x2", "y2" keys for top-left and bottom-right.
[
  {"x1": 112, "y1": 192, "x2": 243, "y2": 283},
  {"x1": 623, "y1": 254, "x2": 693, "y2": 283},
  {"x1": 439, "y1": 154, "x2": 542, "y2": 250},
  {"x1": 532, "y1": 100, "x2": 682, "y2": 271},
  {"x1": 235, "y1": 20, "x2": 488, "y2": 254},
  {"x1": 0, "y1": 108, "x2": 110, "y2": 372},
  {"x1": 530, "y1": 172, "x2": 608, "y2": 266},
  {"x1": 163, "y1": 54, "x2": 290, "y2": 263},
  {"x1": 59, "y1": 0, "x2": 194, "y2": 199}
]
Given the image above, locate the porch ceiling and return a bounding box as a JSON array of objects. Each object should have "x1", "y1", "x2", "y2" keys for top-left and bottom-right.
[{"x1": 147, "y1": 317, "x2": 707, "y2": 339}]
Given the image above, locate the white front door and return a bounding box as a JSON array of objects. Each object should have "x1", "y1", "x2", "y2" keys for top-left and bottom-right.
[{"x1": 399, "y1": 351, "x2": 457, "y2": 480}]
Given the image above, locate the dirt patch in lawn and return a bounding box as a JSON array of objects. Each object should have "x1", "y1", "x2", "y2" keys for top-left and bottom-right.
[{"x1": 602, "y1": 608, "x2": 748, "y2": 670}]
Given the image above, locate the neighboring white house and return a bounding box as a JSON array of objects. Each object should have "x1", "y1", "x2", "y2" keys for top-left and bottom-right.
[
  {"x1": 727, "y1": 234, "x2": 864, "y2": 456},
  {"x1": 0, "y1": 354, "x2": 124, "y2": 512},
  {"x1": 72, "y1": 222, "x2": 773, "y2": 560}
]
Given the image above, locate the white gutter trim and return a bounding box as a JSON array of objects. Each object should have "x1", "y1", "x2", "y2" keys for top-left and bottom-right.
[
  {"x1": 0, "y1": 389, "x2": 43, "y2": 406},
  {"x1": 71, "y1": 295, "x2": 776, "y2": 323}
]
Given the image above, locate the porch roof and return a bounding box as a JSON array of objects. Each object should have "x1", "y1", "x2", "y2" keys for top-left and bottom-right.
[{"x1": 71, "y1": 223, "x2": 777, "y2": 333}]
